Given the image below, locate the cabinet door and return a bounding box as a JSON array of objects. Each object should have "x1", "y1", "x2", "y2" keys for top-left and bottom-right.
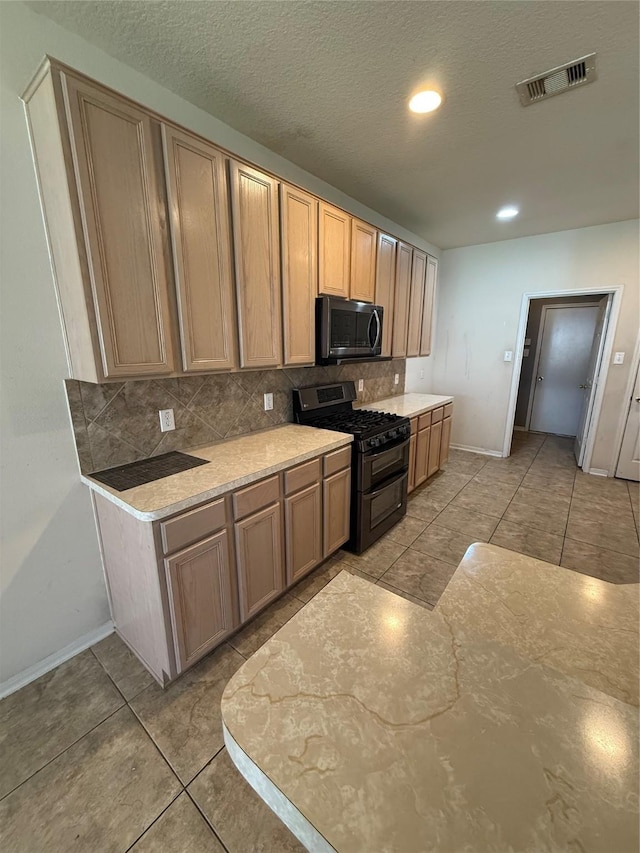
[
  {"x1": 408, "y1": 433, "x2": 417, "y2": 494},
  {"x1": 407, "y1": 249, "x2": 427, "y2": 357},
  {"x1": 229, "y1": 160, "x2": 282, "y2": 368},
  {"x1": 318, "y1": 202, "x2": 350, "y2": 298},
  {"x1": 162, "y1": 126, "x2": 237, "y2": 372},
  {"x1": 235, "y1": 502, "x2": 285, "y2": 621},
  {"x1": 285, "y1": 482, "x2": 322, "y2": 584},
  {"x1": 350, "y1": 218, "x2": 377, "y2": 302},
  {"x1": 62, "y1": 74, "x2": 175, "y2": 378},
  {"x1": 419, "y1": 256, "x2": 438, "y2": 357},
  {"x1": 392, "y1": 242, "x2": 412, "y2": 357},
  {"x1": 440, "y1": 416, "x2": 452, "y2": 467},
  {"x1": 375, "y1": 233, "x2": 397, "y2": 357},
  {"x1": 415, "y1": 426, "x2": 430, "y2": 487},
  {"x1": 280, "y1": 184, "x2": 317, "y2": 366},
  {"x1": 323, "y1": 468, "x2": 351, "y2": 557},
  {"x1": 428, "y1": 420, "x2": 443, "y2": 478},
  {"x1": 165, "y1": 530, "x2": 238, "y2": 673}
]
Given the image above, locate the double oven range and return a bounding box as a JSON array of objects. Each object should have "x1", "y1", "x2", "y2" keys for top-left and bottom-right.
[{"x1": 293, "y1": 381, "x2": 411, "y2": 554}]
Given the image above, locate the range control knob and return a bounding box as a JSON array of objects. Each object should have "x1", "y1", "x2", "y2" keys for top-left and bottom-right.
[{"x1": 369, "y1": 437, "x2": 380, "y2": 449}]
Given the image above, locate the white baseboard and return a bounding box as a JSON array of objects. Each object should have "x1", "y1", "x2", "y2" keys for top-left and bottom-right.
[
  {"x1": 513, "y1": 425, "x2": 527, "y2": 432},
  {"x1": 0, "y1": 621, "x2": 114, "y2": 700},
  {"x1": 585, "y1": 467, "x2": 610, "y2": 477},
  {"x1": 450, "y1": 444, "x2": 503, "y2": 458}
]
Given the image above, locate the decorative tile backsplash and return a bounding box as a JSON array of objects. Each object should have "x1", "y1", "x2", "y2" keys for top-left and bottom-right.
[{"x1": 65, "y1": 360, "x2": 406, "y2": 473}]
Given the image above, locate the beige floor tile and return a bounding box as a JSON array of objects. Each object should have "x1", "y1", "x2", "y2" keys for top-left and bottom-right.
[
  {"x1": 573, "y1": 472, "x2": 632, "y2": 508},
  {"x1": 290, "y1": 556, "x2": 344, "y2": 603},
  {"x1": 513, "y1": 485, "x2": 571, "y2": 512},
  {"x1": 566, "y1": 516, "x2": 639, "y2": 558},
  {"x1": 0, "y1": 649, "x2": 124, "y2": 798},
  {"x1": 433, "y1": 504, "x2": 499, "y2": 541},
  {"x1": 130, "y1": 643, "x2": 244, "y2": 784},
  {"x1": 380, "y1": 548, "x2": 457, "y2": 606},
  {"x1": 376, "y1": 578, "x2": 435, "y2": 610},
  {"x1": 228, "y1": 593, "x2": 303, "y2": 657},
  {"x1": 490, "y1": 520, "x2": 564, "y2": 565},
  {"x1": 0, "y1": 706, "x2": 180, "y2": 853},
  {"x1": 502, "y1": 500, "x2": 568, "y2": 537},
  {"x1": 472, "y1": 463, "x2": 528, "y2": 487},
  {"x1": 92, "y1": 632, "x2": 155, "y2": 701},
  {"x1": 338, "y1": 538, "x2": 405, "y2": 578},
  {"x1": 561, "y1": 539, "x2": 640, "y2": 584},
  {"x1": 520, "y1": 470, "x2": 575, "y2": 497},
  {"x1": 451, "y1": 480, "x2": 517, "y2": 518},
  {"x1": 383, "y1": 514, "x2": 428, "y2": 547},
  {"x1": 440, "y1": 449, "x2": 488, "y2": 476},
  {"x1": 188, "y1": 748, "x2": 305, "y2": 853},
  {"x1": 406, "y1": 493, "x2": 449, "y2": 519},
  {"x1": 130, "y1": 793, "x2": 225, "y2": 852},
  {"x1": 411, "y1": 524, "x2": 482, "y2": 566},
  {"x1": 569, "y1": 498, "x2": 636, "y2": 528}
]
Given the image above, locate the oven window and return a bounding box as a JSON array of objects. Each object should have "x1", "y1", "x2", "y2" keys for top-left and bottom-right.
[
  {"x1": 370, "y1": 478, "x2": 405, "y2": 529},
  {"x1": 330, "y1": 308, "x2": 371, "y2": 349},
  {"x1": 371, "y1": 444, "x2": 405, "y2": 480}
]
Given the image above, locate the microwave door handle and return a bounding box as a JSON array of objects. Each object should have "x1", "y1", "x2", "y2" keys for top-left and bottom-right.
[
  {"x1": 367, "y1": 311, "x2": 375, "y2": 348},
  {"x1": 372, "y1": 309, "x2": 381, "y2": 349}
]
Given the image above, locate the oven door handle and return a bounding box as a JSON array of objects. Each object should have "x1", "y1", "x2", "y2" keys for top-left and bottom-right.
[
  {"x1": 367, "y1": 436, "x2": 410, "y2": 460},
  {"x1": 364, "y1": 469, "x2": 407, "y2": 501}
]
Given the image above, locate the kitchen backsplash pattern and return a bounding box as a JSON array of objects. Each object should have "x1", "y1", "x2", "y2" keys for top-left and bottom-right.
[{"x1": 65, "y1": 360, "x2": 406, "y2": 473}]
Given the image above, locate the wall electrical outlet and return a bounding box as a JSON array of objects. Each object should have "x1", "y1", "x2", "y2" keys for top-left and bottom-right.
[
  {"x1": 159, "y1": 408, "x2": 175, "y2": 432},
  {"x1": 394, "y1": 373, "x2": 400, "y2": 385},
  {"x1": 358, "y1": 379, "x2": 364, "y2": 392},
  {"x1": 613, "y1": 352, "x2": 625, "y2": 365},
  {"x1": 263, "y1": 392, "x2": 274, "y2": 411}
]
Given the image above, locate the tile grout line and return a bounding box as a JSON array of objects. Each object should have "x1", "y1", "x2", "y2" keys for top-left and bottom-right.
[
  {"x1": 184, "y1": 786, "x2": 231, "y2": 853},
  {"x1": 122, "y1": 788, "x2": 184, "y2": 853}
]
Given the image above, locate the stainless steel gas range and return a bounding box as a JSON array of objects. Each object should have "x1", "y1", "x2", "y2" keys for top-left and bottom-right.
[{"x1": 293, "y1": 381, "x2": 411, "y2": 553}]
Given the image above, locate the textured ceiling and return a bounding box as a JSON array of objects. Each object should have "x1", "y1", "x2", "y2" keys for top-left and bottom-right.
[{"x1": 28, "y1": 0, "x2": 639, "y2": 248}]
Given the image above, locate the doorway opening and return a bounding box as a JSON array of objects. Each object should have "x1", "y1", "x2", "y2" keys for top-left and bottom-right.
[{"x1": 504, "y1": 287, "x2": 622, "y2": 472}]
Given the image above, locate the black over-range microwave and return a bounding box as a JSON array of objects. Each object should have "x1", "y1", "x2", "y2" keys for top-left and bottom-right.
[{"x1": 316, "y1": 297, "x2": 390, "y2": 365}]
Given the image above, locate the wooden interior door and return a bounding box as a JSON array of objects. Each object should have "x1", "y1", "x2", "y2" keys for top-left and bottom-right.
[
  {"x1": 616, "y1": 361, "x2": 640, "y2": 481},
  {"x1": 235, "y1": 502, "x2": 284, "y2": 621},
  {"x1": 428, "y1": 420, "x2": 443, "y2": 478},
  {"x1": 420, "y1": 256, "x2": 437, "y2": 356},
  {"x1": 62, "y1": 74, "x2": 175, "y2": 377},
  {"x1": 165, "y1": 530, "x2": 238, "y2": 672},
  {"x1": 406, "y1": 250, "x2": 427, "y2": 357},
  {"x1": 285, "y1": 482, "x2": 322, "y2": 584},
  {"x1": 280, "y1": 184, "x2": 317, "y2": 366},
  {"x1": 350, "y1": 219, "x2": 377, "y2": 302},
  {"x1": 415, "y1": 427, "x2": 430, "y2": 487},
  {"x1": 162, "y1": 125, "x2": 237, "y2": 372},
  {"x1": 318, "y1": 202, "x2": 350, "y2": 297},
  {"x1": 229, "y1": 160, "x2": 282, "y2": 368},
  {"x1": 375, "y1": 233, "x2": 397, "y2": 357},
  {"x1": 392, "y1": 242, "x2": 412, "y2": 357},
  {"x1": 323, "y1": 468, "x2": 351, "y2": 557}
]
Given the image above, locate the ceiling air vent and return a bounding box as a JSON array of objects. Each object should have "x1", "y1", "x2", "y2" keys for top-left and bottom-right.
[{"x1": 516, "y1": 53, "x2": 597, "y2": 106}]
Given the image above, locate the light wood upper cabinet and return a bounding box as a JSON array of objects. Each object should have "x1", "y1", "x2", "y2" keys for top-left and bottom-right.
[
  {"x1": 392, "y1": 241, "x2": 412, "y2": 357},
  {"x1": 229, "y1": 160, "x2": 282, "y2": 369},
  {"x1": 318, "y1": 202, "x2": 350, "y2": 298},
  {"x1": 323, "y1": 467, "x2": 351, "y2": 557},
  {"x1": 280, "y1": 184, "x2": 317, "y2": 366},
  {"x1": 165, "y1": 529, "x2": 238, "y2": 673},
  {"x1": 285, "y1": 482, "x2": 322, "y2": 584},
  {"x1": 235, "y1": 501, "x2": 285, "y2": 621},
  {"x1": 406, "y1": 249, "x2": 427, "y2": 357},
  {"x1": 375, "y1": 233, "x2": 397, "y2": 357},
  {"x1": 350, "y1": 219, "x2": 377, "y2": 303},
  {"x1": 162, "y1": 126, "x2": 237, "y2": 372},
  {"x1": 420, "y1": 255, "x2": 438, "y2": 357}
]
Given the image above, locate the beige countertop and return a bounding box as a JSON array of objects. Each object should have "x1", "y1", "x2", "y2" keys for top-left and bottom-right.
[
  {"x1": 358, "y1": 392, "x2": 453, "y2": 419},
  {"x1": 222, "y1": 565, "x2": 638, "y2": 852},
  {"x1": 82, "y1": 424, "x2": 352, "y2": 522}
]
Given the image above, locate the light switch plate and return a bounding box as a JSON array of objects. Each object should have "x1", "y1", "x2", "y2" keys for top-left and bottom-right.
[
  {"x1": 503, "y1": 351, "x2": 513, "y2": 362},
  {"x1": 394, "y1": 373, "x2": 399, "y2": 385},
  {"x1": 358, "y1": 379, "x2": 364, "y2": 392},
  {"x1": 263, "y1": 392, "x2": 274, "y2": 411},
  {"x1": 613, "y1": 352, "x2": 625, "y2": 365},
  {"x1": 159, "y1": 409, "x2": 175, "y2": 432}
]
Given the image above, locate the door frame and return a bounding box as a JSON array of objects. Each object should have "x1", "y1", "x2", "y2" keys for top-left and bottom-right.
[
  {"x1": 614, "y1": 334, "x2": 640, "y2": 477},
  {"x1": 524, "y1": 301, "x2": 601, "y2": 432},
  {"x1": 503, "y1": 285, "x2": 624, "y2": 473}
]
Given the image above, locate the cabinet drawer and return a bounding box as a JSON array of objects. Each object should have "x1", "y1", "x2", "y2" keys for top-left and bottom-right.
[
  {"x1": 444, "y1": 402, "x2": 453, "y2": 418},
  {"x1": 285, "y1": 458, "x2": 321, "y2": 495},
  {"x1": 161, "y1": 498, "x2": 227, "y2": 555},
  {"x1": 431, "y1": 406, "x2": 444, "y2": 424},
  {"x1": 233, "y1": 475, "x2": 281, "y2": 521},
  {"x1": 418, "y1": 412, "x2": 432, "y2": 430},
  {"x1": 410, "y1": 417, "x2": 418, "y2": 435},
  {"x1": 323, "y1": 446, "x2": 351, "y2": 477}
]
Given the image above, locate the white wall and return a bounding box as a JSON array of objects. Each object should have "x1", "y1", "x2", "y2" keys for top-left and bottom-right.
[
  {"x1": 0, "y1": 1, "x2": 439, "y2": 689},
  {"x1": 429, "y1": 220, "x2": 639, "y2": 469}
]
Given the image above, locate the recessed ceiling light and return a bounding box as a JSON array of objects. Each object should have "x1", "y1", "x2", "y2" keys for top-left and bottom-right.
[
  {"x1": 408, "y1": 90, "x2": 442, "y2": 114},
  {"x1": 496, "y1": 206, "x2": 519, "y2": 220}
]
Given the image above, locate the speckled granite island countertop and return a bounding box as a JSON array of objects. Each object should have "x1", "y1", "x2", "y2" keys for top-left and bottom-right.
[
  {"x1": 81, "y1": 424, "x2": 352, "y2": 521},
  {"x1": 221, "y1": 569, "x2": 638, "y2": 852},
  {"x1": 357, "y1": 392, "x2": 453, "y2": 419}
]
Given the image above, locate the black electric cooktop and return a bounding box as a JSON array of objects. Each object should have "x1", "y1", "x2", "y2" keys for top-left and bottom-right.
[{"x1": 91, "y1": 451, "x2": 208, "y2": 492}]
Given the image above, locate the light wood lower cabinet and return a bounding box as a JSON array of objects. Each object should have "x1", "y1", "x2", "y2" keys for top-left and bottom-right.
[
  {"x1": 440, "y1": 416, "x2": 452, "y2": 466},
  {"x1": 428, "y1": 420, "x2": 443, "y2": 478},
  {"x1": 323, "y1": 467, "x2": 351, "y2": 557},
  {"x1": 285, "y1": 482, "x2": 322, "y2": 584},
  {"x1": 235, "y1": 502, "x2": 285, "y2": 621},
  {"x1": 415, "y1": 426, "x2": 430, "y2": 487},
  {"x1": 408, "y1": 405, "x2": 453, "y2": 489},
  {"x1": 165, "y1": 530, "x2": 238, "y2": 673}
]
